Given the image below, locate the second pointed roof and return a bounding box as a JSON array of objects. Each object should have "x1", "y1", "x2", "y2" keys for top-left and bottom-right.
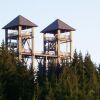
[
  {"x1": 3, "y1": 15, "x2": 37, "y2": 30},
  {"x1": 41, "y1": 19, "x2": 75, "y2": 33}
]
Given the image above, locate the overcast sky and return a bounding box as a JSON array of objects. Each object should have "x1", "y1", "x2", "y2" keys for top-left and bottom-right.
[{"x1": 0, "y1": 0, "x2": 100, "y2": 65}]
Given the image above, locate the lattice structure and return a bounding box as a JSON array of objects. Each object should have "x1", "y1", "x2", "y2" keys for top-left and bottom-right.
[{"x1": 3, "y1": 16, "x2": 75, "y2": 68}]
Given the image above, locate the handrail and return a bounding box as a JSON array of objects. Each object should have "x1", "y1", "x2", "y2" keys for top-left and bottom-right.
[
  {"x1": 8, "y1": 42, "x2": 17, "y2": 46},
  {"x1": 8, "y1": 32, "x2": 31, "y2": 37},
  {"x1": 8, "y1": 32, "x2": 18, "y2": 37},
  {"x1": 11, "y1": 48, "x2": 70, "y2": 57},
  {"x1": 60, "y1": 52, "x2": 70, "y2": 56},
  {"x1": 46, "y1": 37, "x2": 55, "y2": 41},
  {"x1": 21, "y1": 32, "x2": 31, "y2": 36},
  {"x1": 60, "y1": 35, "x2": 70, "y2": 40}
]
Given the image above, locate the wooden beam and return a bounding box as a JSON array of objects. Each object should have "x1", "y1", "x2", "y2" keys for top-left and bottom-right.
[
  {"x1": 5, "y1": 29, "x2": 8, "y2": 47},
  {"x1": 32, "y1": 27, "x2": 35, "y2": 69},
  {"x1": 66, "y1": 32, "x2": 68, "y2": 58},
  {"x1": 18, "y1": 26, "x2": 22, "y2": 61},
  {"x1": 57, "y1": 30, "x2": 60, "y2": 56},
  {"x1": 55, "y1": 36, "x2": 57, "y2": 55},
  {"x1": 45, "y1": 56, "x2": 47, "y2": 70},
  {"x1": 43, "y1": 33, "x2": 46, "y2": 53},
  {"x1": 57, "y1": 30, "x2": 60, "y2": 64},
  {"x1": 70, "y1": 31, "x2": 72, "y2": 61}
]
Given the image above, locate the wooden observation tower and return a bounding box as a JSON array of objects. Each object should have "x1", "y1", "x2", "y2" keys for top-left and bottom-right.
[
  {"x1": 3, "y1": 15, "x2": 75, "y2": 68},
  {"x1": 41, "y1": 19, "x2": 75, "y2": 64},
  {"x1": 3, "y1": 15, "x2": 37, "y2": 68}
]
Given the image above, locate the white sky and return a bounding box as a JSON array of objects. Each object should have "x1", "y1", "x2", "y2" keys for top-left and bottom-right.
[{"x1": 0, "y1": 0, "x2": 100, "y2": 65}]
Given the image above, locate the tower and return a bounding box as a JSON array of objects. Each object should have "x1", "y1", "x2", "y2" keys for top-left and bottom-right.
[
  {"x1": 2, "y1": 16, "x2": 75, "y2": 69},
  {"x1": 3, "y1": 15, "x2": 37, "y2": 68},
  {"x1": 41, "y1": 19, "x2": 75, "y2": 64}
]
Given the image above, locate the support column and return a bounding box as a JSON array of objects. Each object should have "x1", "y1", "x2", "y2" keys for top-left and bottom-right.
[
  {"x1": 57, "y1": 30, "x2": 60, "y2": 64},
  {"x1": 70, "y1": 31, "x2": 72, "y2": 61},
  {"x1": 18, "y1": 26, "x2": 22, "y2": 61},
  {"x1": 43, "y1": 33, "x2": 46, "y2": 54},
  {"x1": 55, "y1": 34, "x2": 58, "y2": 55},
  {"x1": 45, "y1": 56, "x2": 47, "y2": 70},
  {"x1": 48, "y1": 42, "x2": 49, "y2": 53},
  {"x1": 66, "y1": 33, "x2": 68, "y2": 58},
  {"x1": 5, "y1": 29, "x2": 8, "y2": 47},
  {"x1": 32, "y1": 27, "x2": 35, "y2": 69},
  {"x1": 55, "y1": 34, "x2": 58, "y2": 65}
]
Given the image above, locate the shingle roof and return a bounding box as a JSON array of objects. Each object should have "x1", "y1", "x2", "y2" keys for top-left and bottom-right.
[
  {"x1": 41, "y1": 19, "x2": 75, "y2": 33},
  {"x1": 3, "y1": 15, "x2": 38, "y2": 30}
]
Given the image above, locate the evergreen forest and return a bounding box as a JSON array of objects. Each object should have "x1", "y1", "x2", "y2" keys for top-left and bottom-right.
[{"x1": 0, "y1": 43, "x2": 100, "y2": 100}]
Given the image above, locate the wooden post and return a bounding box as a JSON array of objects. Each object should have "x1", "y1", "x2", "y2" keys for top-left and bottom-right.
[
  {"x1": 66, "y1": 33, "x2": 68, "y2": 58},
  {"x1": 18, "y1": 26, "x2": 22, "y2": 61},
  {"x1": 57, "y1": 30, "x2": 60, "y2": 64},
  {"x1": 5, "y1": 29, "x2": 8, "y2": 47},
  {"x1": 32, "y1": 27, "x2": 35, "y2": 69},
  {"x1": 55, "y1": 34, "x2": 58, "y2": 55},
  {"x1": 45, "y1": 56, "x2": 47, "y2": 70},
  {"x1": 55, "y1": 34, "x2": 58, "y2": 65},
  {"x1": 43, "y1": 33, "x2": 46, "y2": 54},
  {"x1": 48, "y1": 42, "x2": 49, "y2": 53},
  {"x1": 70, "y1": 31, "x2": 72, "y2": 61}
]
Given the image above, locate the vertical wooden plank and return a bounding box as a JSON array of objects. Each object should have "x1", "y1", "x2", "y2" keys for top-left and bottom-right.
[
  {"x1": 55, "y1": 34, "x2": 58, "y2": 55},
  {"x1": 57, "y1": 30, "x2": 60, "y2": 64},
  {"x1": 66, "y1": 33, "x2": 68, "y2": 58},
  {"x1": 70, "y1": 31, "x2": 72, "y2": 61},
  {"x1": 48, "y1": 42, "x2": 49, "y2": 53},
  {"x1": 57, "y1": 30, "x2": 60, "y2": 56},
  {"x1": 43, "y1": 33, "x2": 46, "y2": 54},
  {"x1": 18, "y1": 26, "x2": 22, "y2": 61},
  {"x1": 32, "y1": 27, "x2": 35, "y2": 69},
  {"x1": 5, "y1": 29, "x2": 8, "y2": 47},
  {"x1": 45, "y1": 56, "x2": 47, "y2": 70}
]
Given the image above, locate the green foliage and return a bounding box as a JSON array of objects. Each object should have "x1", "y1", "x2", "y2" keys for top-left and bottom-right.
[
  {"x1": 0, "y1": 43, "x2": 34, "y2": 100},
  {"x1": 0, "y1": 43, "x2": 100, "y2": 100}
]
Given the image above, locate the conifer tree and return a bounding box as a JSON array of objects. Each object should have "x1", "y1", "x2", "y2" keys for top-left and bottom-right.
[
  {"x1": 0, "y1": 42, "x2": 100, "y2": 100},
  {"x1": 0, "y1": 42, "x2": 35, "y2": 100},
  {"x1": 84, "y1": 53, "x2": 99, "y2": 99}
]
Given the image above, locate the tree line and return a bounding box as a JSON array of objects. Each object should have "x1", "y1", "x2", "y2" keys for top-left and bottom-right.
[{"x1": 0, "y1": 43, "x2": 100, "y2": 100}]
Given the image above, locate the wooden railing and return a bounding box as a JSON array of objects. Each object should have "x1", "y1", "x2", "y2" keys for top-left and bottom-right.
[
  {"x1": 45, "y1": 37, "x2": 55, "y2": 41},
  {"x1": 8, "y1": 32, "x2": 31, "y2": 37},
  {"x1": 8, "y1": 32, "x2": 18, "y2": 37},
  {"x1": 8, "y1": 42, "x2": 17, "y2": 47},
  {"x1": 60, "y1": 52, "x2": 70, "y2": 57},
  {"x1": 60, "y1": 35, "x2": 70, "y2": 40},
  {"x1": 45, "y1": 35, "x2": 70, "y2": 41}
]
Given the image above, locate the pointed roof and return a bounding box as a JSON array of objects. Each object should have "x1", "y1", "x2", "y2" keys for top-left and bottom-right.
[
  {"x1": 3, "y1": 15, "x2": 38, "y2": 30},
  {"x1": 41, "y1": 19, "x2": 75, "y2": 33}
]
